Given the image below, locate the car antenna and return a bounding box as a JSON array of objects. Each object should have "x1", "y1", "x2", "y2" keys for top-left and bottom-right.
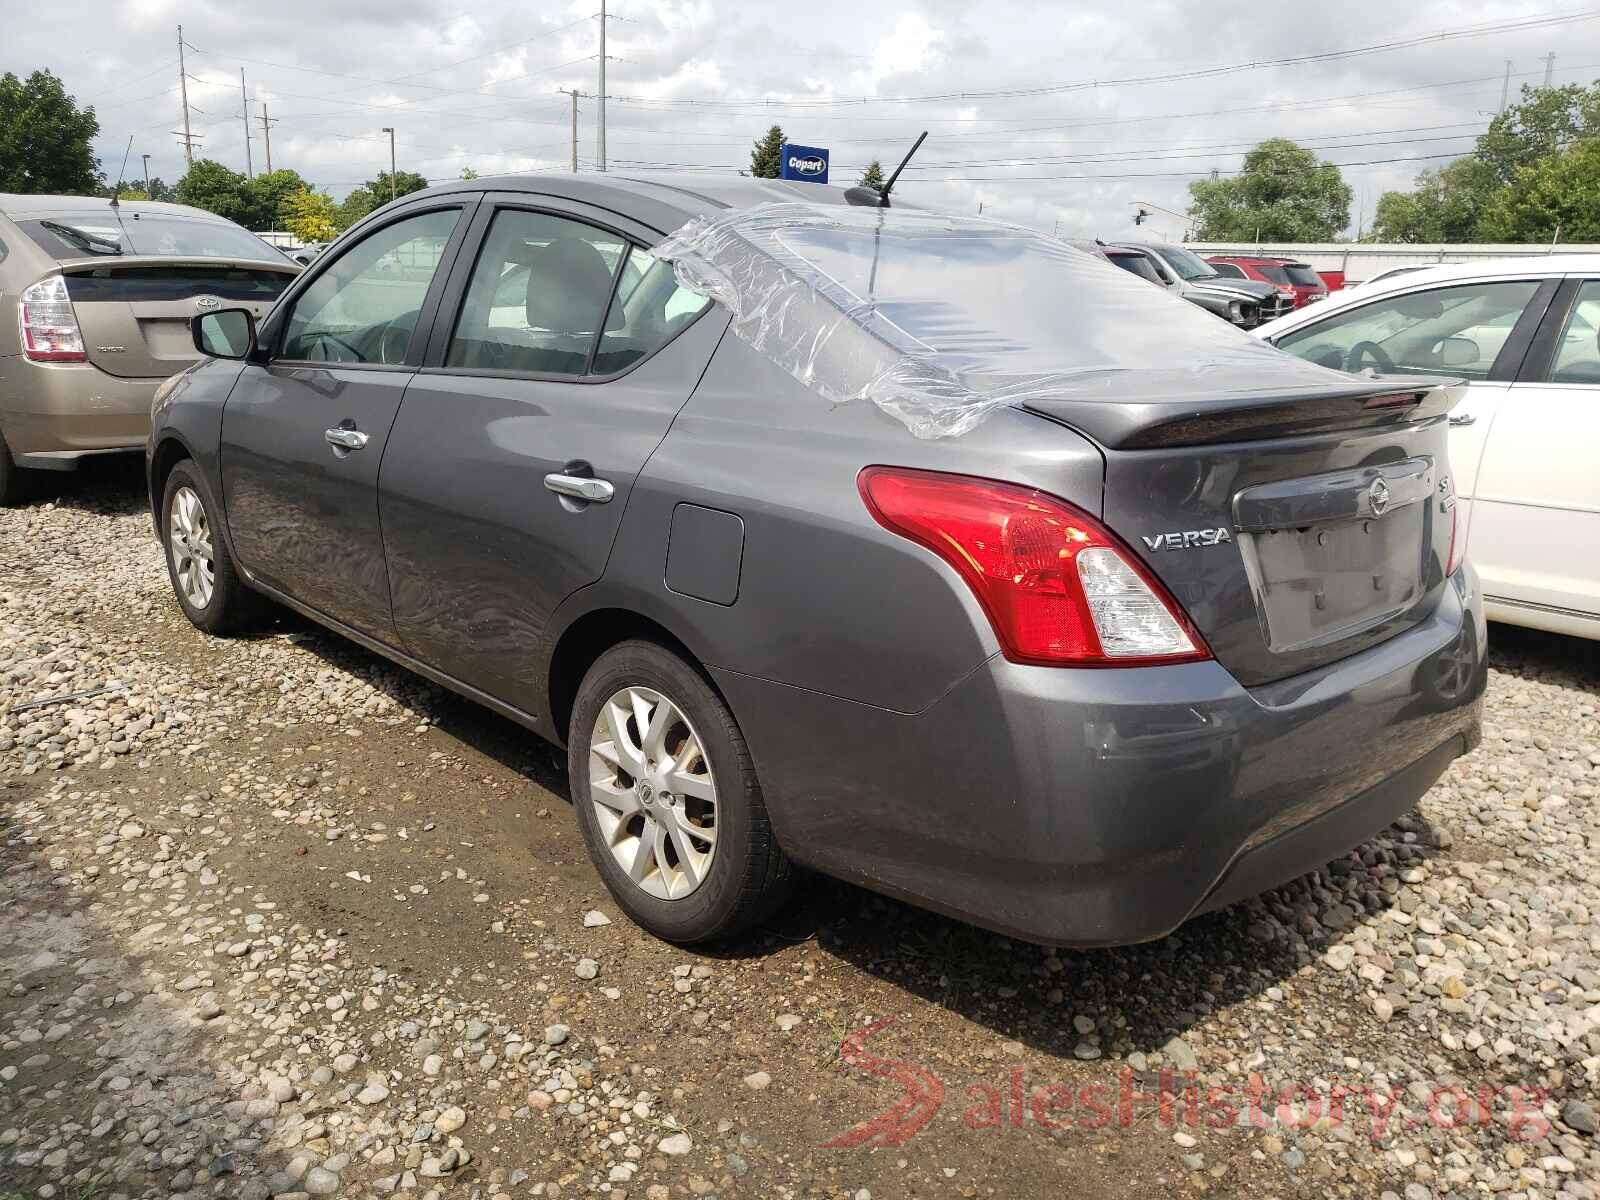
[{"x1": 844, "y1": 131, "x2": 928, "y2": 208}]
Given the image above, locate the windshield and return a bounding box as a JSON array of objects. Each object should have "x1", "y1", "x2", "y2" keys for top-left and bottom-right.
[
  {"x1": 1106, "y1": 252, "x2": 1164, "y2": 285},
  {"x1": 653, "y1": 202, "x2": 1301, "y2": 438},
  {"x1": 21, "y1": 211, "x2": 276, "y2": 261},
  {"x1": 1153, "y1": 245, "x2": 1218, "y2": 281}
]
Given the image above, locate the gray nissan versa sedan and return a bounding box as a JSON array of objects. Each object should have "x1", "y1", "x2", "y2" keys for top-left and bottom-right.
[
  {"x1": 0, "y1": 193, "x2": 298, "y2": 503},
  {"x1": 146, "y1": 173, "x2": 1487, "y2": 947}
]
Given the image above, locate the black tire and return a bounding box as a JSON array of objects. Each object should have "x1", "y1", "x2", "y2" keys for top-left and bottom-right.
[
  {"x1": 0, "y1": 429, "x2": 28, "y2": 507},
  {"x1": 568, "y1": 640, "x2": 793, "y2": 944},
  {"x1": 160, "y1": 460, "x2": 259, "y2": 635}
]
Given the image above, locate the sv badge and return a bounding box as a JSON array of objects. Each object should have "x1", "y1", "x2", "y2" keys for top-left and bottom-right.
[{"x1": 1142, "y1": 528, "x2": 1233, "y2": 552}]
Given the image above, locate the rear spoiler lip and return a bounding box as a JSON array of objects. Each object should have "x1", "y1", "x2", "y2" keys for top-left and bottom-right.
[
  {"x1": 1022, "y1": 376, "x2": 1466, "y2": 450},
  {"x1": 51, "y1": 255, "x2": 300, "y2": 275}
]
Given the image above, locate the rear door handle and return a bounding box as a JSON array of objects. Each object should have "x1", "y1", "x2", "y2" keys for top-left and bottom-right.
[
  {"x1": 325, "y1": 427, "x2": 370, "y2": 450},
  {"x1": 1448, "y1": 413, "x2": 1477, "y2": 427},
  {"x1": 544, "y1": 473, "x2": 614, "y2": 503}
]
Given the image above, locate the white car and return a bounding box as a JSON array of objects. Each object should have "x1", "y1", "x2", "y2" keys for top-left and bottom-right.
[{"x1": 1256, "y1": 256, "x2": 1600, "y2": 641}]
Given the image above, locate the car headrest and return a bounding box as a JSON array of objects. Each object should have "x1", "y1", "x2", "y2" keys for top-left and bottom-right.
[{"x1": 525, "y1": 238, "x2": 619, "y2": 336}]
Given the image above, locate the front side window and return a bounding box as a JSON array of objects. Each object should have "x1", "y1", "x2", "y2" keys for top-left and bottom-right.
[
  {"x1": 1107, "y1": 252, "x2": 1166, "y2": 286},
  {"x1": 1546, "y1": 281, "x2": 1600, "y2": 384},
  {"x1": 1155, "y1": 245, "x2": 1218, "y2": 280},
  {"x1": 280, "y1": 208, "x2": 461, "y2": 364},
  {"x1": 447, "y1": 209, "x2": 708, "y2": 377},
  {"x1": 1274, "y1": 280, "x2": 1541, "y2": 379}
]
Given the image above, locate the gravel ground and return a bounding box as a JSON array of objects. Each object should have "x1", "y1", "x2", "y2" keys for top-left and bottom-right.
[{"x1": 2, "y1": 459, "x2": 1598, "y2": 1200}]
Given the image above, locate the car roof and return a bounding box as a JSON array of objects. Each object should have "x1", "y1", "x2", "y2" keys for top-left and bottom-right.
[
  {"x1": 407, "y1": 172, "x2": 870, "y2": 234},
  {"x1": 1209, "y1": 254, "x2": 1312, "y2": 266},
  {"x1": 0, "y1": 193, "x2": 239, "y2": 224}
]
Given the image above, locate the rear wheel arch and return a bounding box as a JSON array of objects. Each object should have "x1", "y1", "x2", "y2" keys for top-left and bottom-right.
[{"x1": 546, "y1": 608, "x2": 716, "y2": 745}]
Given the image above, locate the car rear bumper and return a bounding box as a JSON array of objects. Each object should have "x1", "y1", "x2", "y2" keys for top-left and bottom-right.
[
  {"x1": 714, "y1": 565, "x2": 1486, "y2": 947},
  {"x1": 0, "y1": 358, "x2": 157, "y2": 456}
]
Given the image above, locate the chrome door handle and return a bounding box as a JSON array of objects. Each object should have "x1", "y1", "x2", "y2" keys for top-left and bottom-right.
[
  {"x1": 324, "y1": 427, "x2": 370, "y2": 450},
  {"x1": 1448, "y1": 413, "x2": 1477, "y2": 427},
  {"x1": 544, "y1": 473, "x2": 614, "y2": 503}
]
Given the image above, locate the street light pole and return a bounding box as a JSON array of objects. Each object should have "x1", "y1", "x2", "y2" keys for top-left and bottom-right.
[
  {"x1": 597, "y1": 0, "x2": 607, "y2": 172},
  {"x1": 381, "y1": 127, "x2": 396, "y2": 201},
  {"x1": 141, "y1": 154, "x2": 151, "y2": 194}
]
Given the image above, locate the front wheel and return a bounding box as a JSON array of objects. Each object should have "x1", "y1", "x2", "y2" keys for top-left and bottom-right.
[
  {"x1": 568, "y1": 640, "x2": 793, "y2": 943},
  {"x1": 161, "y1": 461, "x2": 259, "y2": 634}
]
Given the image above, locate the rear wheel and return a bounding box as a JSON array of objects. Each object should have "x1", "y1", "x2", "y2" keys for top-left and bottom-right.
[
  {"x1": 569, "y1": 640, "x2": 792, "y2": 943},
  {"x1": 0, "y1": 430, "x2": 28, "y2": 507},
  {"x1": 161, "y1": 461, "x2": 259, "y2": 634}
]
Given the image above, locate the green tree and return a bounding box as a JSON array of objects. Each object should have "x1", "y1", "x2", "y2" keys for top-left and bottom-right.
[
  {"x1": 333, "y1": 188, "x2": 376, "y2": 233},
  {"x1": 1371, "y1": 157, "x2": 1499, "y2": 243},
  {"x1": 1476, "y1": 139, "x2": 1600, "y2": 243},
  {"x1": 362, "y1": 169, "x2": 431, "y2": 205},
  {"x1": 1187, "y1": 138, "x2": 1353, "y2": 241},
  {"x1": 175, "y1": 159, "x2": 250, "y2": 222},
  {"x1": 0, "y1": 69, "x2": 102, "y2": 193},
  {"x1": 859, "y1": 159, "x2": 886, "y2": 190},
  {"x1": 241, "y1": 169, "x2": 313, "y2": 231},
  {"x1": 750, "y1": 125, "x2": 785, "y2": 178},
  {"x1": 280, "y1": 187, "x2": 338, "y2": 243},
  {"x1": 1476, "y1": 82, "x2": 1600, "y2": 184},
  {"x1": 460, "y1": 166, "x2": 479, "y2": 181}
]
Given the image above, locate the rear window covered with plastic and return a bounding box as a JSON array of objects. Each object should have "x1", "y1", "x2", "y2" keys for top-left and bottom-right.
[{"x1": 652, "y1": 203, "x2": 1328, "y2": 438}]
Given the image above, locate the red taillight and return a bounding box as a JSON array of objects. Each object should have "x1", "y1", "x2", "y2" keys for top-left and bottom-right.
[
  {"x1": 18, "y1": 274, "x2": 86, "y2": 362},
  {"x1": 858, "y1": 466, "x2": 1211, "y2": 667}
]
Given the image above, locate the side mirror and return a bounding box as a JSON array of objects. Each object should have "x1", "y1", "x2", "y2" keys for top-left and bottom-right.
[
  {"x1": 191, "y1": 309, "x2": 257, "y2": 360},
  {"x1": 1438, "y1": 336, "x2": 1480, "y2": 368}
]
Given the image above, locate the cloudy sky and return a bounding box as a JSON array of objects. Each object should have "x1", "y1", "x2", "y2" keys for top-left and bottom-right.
[{"x1": 10, "y1": 0, "x2": 1600, "y2": 240}]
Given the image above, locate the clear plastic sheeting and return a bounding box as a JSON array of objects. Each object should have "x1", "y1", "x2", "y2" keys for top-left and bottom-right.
[{"x1": 650, "y1": 202, "x2": 1317, "y2": 439}]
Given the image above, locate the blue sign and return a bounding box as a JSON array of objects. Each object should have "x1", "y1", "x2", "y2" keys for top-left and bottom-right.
[{"x1": 779, "y1": 143, "x2": 829, "y2": 184}]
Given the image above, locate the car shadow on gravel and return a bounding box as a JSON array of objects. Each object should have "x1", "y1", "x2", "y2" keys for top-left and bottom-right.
[
  {"x1": 0, "y1": 791, "x2": 302, "y2": 1198},
  {"x1": 11, "y1": 452, "x2": 149, "y2": 516}
]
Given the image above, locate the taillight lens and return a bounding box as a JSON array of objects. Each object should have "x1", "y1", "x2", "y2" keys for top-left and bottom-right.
[
  {"x1": 858, "y1": 466, "x2": 1210, "y2": 666},
  {"x1": 18, "y1": 274, "x2": 86, "y2": 362}
]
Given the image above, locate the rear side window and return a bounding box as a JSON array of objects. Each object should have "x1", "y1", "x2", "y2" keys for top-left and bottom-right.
[
  {"x1": 446, "y1": 209, "x2": 707, "y2": 377},
  {"x1": 1254, "y1": 263, "x2": 1292, "y2": 286},
  {"x1": 1546, "y1": 280, "x2": 1600, "y2": 384},
  {"x1": 1282, "y1": 264, "x2": 1323, "y2": 287},
  {"x1": 1210, "y1": 262, "x2": 1246, "y2": 278},
  {"x1": 1275, "y1": 280, "x2": 1541, "y2": 379}
]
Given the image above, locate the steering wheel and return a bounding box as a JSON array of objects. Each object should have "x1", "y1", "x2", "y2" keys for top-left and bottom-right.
[
  {"x1": 301, "y1": 330, "x2": 364, "y2": 363},
  {"x1": 373, "y1": 319, "x2": 413, "y2": 365},
  {"x1": 1346, "y1": 340, "x2": 1397, "y2": 374}
]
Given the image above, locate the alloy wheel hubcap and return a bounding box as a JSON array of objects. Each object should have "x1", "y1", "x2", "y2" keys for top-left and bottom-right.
[
  {"x1": 588, "y1": 685, "x2": 718, "y2": 900},
  {"x1": 168, "y1": 486, "x2": 215, "y2": 610}
]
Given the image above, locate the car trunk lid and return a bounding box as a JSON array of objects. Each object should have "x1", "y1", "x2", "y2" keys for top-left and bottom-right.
[
  {"x1": 1022, "y1": 372, "x2": 1462, "y2": 685},
  {"x1": 56, "y1": 257, "x2": 296, "y2": 379}
]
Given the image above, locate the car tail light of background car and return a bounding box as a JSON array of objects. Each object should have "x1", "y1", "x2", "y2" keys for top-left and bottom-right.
[
  {"x1": 858, "y1": 466, "x2": 1211, "y2": 666},
  {"x1": 18, "y1": 274, "x2": 86, "y2": 362}
]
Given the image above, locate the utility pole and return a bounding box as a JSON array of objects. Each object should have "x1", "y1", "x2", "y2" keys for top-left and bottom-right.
[
  {"x1": 259, "y1": 105, "x2": 277, "y2": 175},
  {"x1": 1544, "y1": 52, "x2": 1557, "y2": 87},
  {"x1": 176, "y1": 25, "x2": 196, "y2": 167},
  {"x1": 1499, "y1": 59, "x2": 1513, "y2": 114},
  {"x1": 240, "y1": 69, "x2": 254, "y2": 178},
  {"x1": 382, "y1": 127, "x2": 397, "y2": 201},
  {"x1": 559, "y1": 89, "x2": 580, "y2": 172},
  {"x1": 141, "y1": 154, "x2": 151, "y2": 193},
  {"x1": 597, "y1": 0, "x2": 607, "y2": 172}
]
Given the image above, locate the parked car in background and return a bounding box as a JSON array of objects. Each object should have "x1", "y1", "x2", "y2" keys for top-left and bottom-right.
[
  {"x1": 150, "y1": 174, "x2": 1484, "y2": 949},
  {"x1": 1115, "y1": 241, "x2": 1292, "y2": 326},
  {"x1": 1258, "y1": 255, "x2": 1600, "y2": 640},
  {"x1": 0, "y1": 194, "x2": 300, "y2": 503},
  {"x1": 1075, "y1": 239, "x2": 1260, "y2": 328},
  {"x1": 1207, "y1": 255, "x2": 1329, "y2": 309}
]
